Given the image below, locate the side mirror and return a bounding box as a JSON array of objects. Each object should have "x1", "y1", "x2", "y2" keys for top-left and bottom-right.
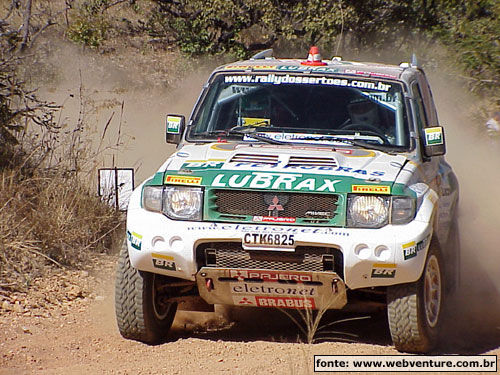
[
  {"x1": 166, "y1": 114, "x2": 185, "y2": 144},
  {"x1": 421, "y1": 126, "x2": 446, "y2": 158}
]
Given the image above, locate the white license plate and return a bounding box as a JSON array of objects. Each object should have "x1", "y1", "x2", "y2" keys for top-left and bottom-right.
[{"x1": 242, "y1": 233, "x2": 295, "y2": 251}]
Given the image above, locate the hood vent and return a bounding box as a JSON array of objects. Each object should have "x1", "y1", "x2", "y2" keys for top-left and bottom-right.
[
  {"x1": 287, "y1": 156, "x2": 338, "y2": 168},
  {"x1": 229, "y1": 153, "x2": 279, "y2": 165}
]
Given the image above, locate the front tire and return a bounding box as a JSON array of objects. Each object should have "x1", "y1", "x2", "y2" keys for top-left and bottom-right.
[
  {"x1": 115, "y1": 241, "x2": 177, "y2": 344},
  {"x1": 387, "y1": 245, "x2": 444, "y2": 353}
]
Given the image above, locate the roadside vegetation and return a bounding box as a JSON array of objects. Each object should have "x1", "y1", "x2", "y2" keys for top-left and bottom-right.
[
  {"x1": 0, "y1": 0, "x2": 498, "y2": 291},
  {"x1": 0, "y1": 2, "x2": 123, "y2": 291}
]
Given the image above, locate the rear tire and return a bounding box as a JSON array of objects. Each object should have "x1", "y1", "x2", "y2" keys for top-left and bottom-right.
[
  {"x1": 115, "y1": 241, "x2": 177, "y2": 344},
  {"x1": 387, "y1": 245, "x2": 444, "y2": 353}
]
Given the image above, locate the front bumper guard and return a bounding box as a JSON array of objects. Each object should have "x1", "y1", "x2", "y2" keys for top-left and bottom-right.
[{"x1": 196, "y1": 267, "x2": 347, "y2": 310}]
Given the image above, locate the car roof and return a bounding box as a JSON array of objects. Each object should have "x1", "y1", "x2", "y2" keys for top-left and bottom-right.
[{"x1": 213, "y1": 56, "x2": 420, "y2": 83}]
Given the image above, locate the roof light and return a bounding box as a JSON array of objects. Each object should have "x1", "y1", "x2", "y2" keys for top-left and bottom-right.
[{"x1": 301, "y1": 46, "x2": 327, "y2": 66}]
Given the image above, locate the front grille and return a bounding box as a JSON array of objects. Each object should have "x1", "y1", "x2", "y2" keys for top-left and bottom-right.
[
  {"x1": 213, "y1": 190, "x2": 339, "y2": 219},
  {"x1": 197, "y1": 243, "x2": 343, "y2": 276}
]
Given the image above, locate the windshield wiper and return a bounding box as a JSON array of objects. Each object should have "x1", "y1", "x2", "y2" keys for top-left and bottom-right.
[
  {"x1": 227, "y1": 126, "x2": 287, "y2": 145},
  {"x1": 292, "y1": 135, "x2": 396, "y2": 153}
]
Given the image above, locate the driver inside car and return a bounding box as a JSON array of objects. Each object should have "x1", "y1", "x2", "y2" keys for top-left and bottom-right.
[
  {"x1": 347, "y1": 99, "x2": 380, "y2": 127},
  {"x1": 346, "y1": 99, "x2": 395, "y2": 144}
]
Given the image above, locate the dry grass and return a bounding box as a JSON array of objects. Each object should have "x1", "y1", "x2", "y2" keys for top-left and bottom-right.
[
  {"x1": 0, "y1": 167, "x2": 123, "y2": 290},
  {"x1": 0, "y1": 72, "x2": 125, "y2": 292},
  {"x1": 279, "y1": 295, "x2": 370, "y2": 344}
]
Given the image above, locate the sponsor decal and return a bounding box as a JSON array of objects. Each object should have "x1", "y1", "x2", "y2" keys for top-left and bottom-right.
[
  {"x1": 166, "y1": 116, "x2": 181, "y2": 134},
  {"x1": 402, "y1": 236, "x2": 430, "y2": 260},
  {"x1": 241, "y1": 117, "x2": 270, "y2": 126},
  {"x1": 409, "y1": 182, "x2": 429, "y2": 196},
  {"x1": 127, "y1": 230, "x2": 142, "y2": 250},
  {"x1": 233, "y1": 296, "x2": 256, "y2": 305},
  {"x1": 212, "y1": 171, "x2": 340, "y2": 192},
  {"x1": 371, "y1": 263, "x2": 396, "y2": 278},
  {"x1": 277, "y1": 65, "x2": 341, "y2": 73},
  {"x1": 256, "y1": 296, "x2": 316, "y2": 309},
  {"x1": 230, "y1": 283, "x2": 316, "y2": 296},
  {"x1": 402, "y1": 241, "x2": 417, "y2": 260},
  {"x1": 222, "y1": 64, "x2": 276, "y2": 71},
  {"x1": 344, "y1": 69, "x2": 398, "y2": 79},
  {"x1": 229, "y1": 161, "x2": 385, "y2": 176},
  {"x1": 164, "y1": 175, "x2": 202, "y2": 185},
  {"x1": 223, "y1": 74, "x2": 393, "y2": 92},
  {"x1": 152, "y1": 253, "x2": 176, "y2": 271},
  {"x1": 186, "y1": 222, "x2": 350, "y2": 236},
  {"x1": 424, "y1": 127, "x2": 444, "y2": 146},
  {"x1": 305, "y1": 210, "x2": 332, "y2": 218},
  {"x1": 228, "y1": 269, "x2": 313, "y2": 282},
  {"x1": 182, "y1": 161, "x2": 225, "y2": 170},
  {"x1": 220, "y1": 65, "x2": 343, "y2": 73},
  {"x1": 253, "y1": 216, "x2": 296, "y2": 223},
  {"x1": 352, "y1": 185, "x2": 391, "y2": 194},
  {"x1": 210, "y1": 143, "x2": 239, "y2": 151}
]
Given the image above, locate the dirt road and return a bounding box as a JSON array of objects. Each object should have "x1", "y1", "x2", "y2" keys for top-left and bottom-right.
[{"x1": 1, "y1": 253, "x2": 499, "y2": 375}]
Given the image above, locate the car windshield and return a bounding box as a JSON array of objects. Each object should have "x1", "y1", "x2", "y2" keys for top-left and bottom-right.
[{"x1": 188, "y1": 72, "x2": 410, "y2": 148}]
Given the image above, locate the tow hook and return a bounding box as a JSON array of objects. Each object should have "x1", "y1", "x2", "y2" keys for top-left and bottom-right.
[
  {"x1": 206, "y1": 278, "x2": 214, "y2": 292},
  {"x1": 332, "y1": 279, "x2": 339, "y2": 294}
]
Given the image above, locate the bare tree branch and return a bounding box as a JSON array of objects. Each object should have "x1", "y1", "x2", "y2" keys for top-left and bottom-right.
[{"x1": 19, "y1": 0, "x2": 32, "y2": 51}]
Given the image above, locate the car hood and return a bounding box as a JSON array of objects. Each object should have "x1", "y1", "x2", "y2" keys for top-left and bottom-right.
[{"x1": 161, "y1": 142, "x2": 409, "y2": 194}]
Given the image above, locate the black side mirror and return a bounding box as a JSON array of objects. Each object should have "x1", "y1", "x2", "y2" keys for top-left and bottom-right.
[
  {"x1": 166, "y1": 114, "x2": 185, "y2": 144},
  {"x1": 421, "y1": 126, "x2": 446, "y2": 158}
]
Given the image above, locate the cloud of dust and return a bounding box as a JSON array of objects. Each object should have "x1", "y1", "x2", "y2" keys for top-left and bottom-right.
[
  {"x1": 429, "y1": 71, "x2": 500, "y2": 342},
  {"x1": 38, "y1": 41, "x2": 212, "y2": 184}
]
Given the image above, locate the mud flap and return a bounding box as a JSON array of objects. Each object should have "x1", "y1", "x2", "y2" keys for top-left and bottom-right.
[{"x1": 196, "y1": 267, "x2": 347, "y2": 310}]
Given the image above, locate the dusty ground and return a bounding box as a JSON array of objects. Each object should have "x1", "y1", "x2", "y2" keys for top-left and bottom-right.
[{"x1": 1, "y1": 252, "x2": 499, "y2": 375}]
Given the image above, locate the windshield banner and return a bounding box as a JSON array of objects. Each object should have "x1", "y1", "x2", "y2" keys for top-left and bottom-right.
[{"x1": 224, "y1": 74, "x2": 392, "y2": 92}]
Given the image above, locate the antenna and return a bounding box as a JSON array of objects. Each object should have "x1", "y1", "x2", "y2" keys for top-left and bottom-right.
[
  {"x1": 250, "y1": 49, "x2": 274, "y2": 60},
  {"x1": 411, "y1": 53, "x2": 419, "y2": 68}
]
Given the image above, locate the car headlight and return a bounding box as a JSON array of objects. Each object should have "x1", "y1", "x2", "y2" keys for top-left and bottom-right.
[
  {"x1": 142, "y1": 185, "x2": 203, "y2": 221},
  {"x1": 347, "y1": 195, "x2": 416, "y2": 228},
  {"x1": 391, "y1": 196, "x2": 416, "y2": 224},
  {"x1": 347, "y1": 195, "x2": 390, "y2": 228},
  {"x1": 163, "y1": 186, "x2": 203, "y2": 220}
]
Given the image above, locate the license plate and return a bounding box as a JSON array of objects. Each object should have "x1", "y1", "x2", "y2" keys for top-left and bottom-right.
[{"x1": 242, "y1": 232, "x2": 295, "y2": 250}]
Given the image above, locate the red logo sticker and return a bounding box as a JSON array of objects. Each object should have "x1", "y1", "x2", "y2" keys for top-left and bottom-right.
[{"x1": 252, "y1": 216, "x2": 296, "y2": 223}]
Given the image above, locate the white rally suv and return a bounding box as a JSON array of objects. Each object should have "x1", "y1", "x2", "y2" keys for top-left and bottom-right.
[{"x1": 114, "y1": 47, "x2": 459, "y2": 353}]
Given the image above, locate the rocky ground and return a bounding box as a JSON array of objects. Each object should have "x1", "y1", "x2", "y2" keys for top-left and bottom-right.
[{"x1": 1, "y1": 253, "x2": 499, "y2": 375}]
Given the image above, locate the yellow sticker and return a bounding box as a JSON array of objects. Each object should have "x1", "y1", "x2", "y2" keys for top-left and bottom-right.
[
  {"x1": 372, "y1": 263, "x2": 396, "y2": 268},
  {"x1": 352, "y1": 185, "x2": 391, "y2": 194},
  {"x1": 402, "y1": 241, "x2": 415, "y2": 249},
  {"x1": 151, "y1": 253, "x2": 175, "y2": 261},
  {"x1": 164, "y1": 175, "x2": 202, "y2": 185},
  {"x1": 241, "y1": 117, "x2": 270, "y2": 126}
]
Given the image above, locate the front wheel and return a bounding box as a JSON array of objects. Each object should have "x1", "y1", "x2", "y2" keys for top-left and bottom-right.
[
  {"x1": 387, "y1": 245, "x2": 444, "y2": 353},
  {"x1": 115, "y1": 241, "x2": 177, "y2": 344}
]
